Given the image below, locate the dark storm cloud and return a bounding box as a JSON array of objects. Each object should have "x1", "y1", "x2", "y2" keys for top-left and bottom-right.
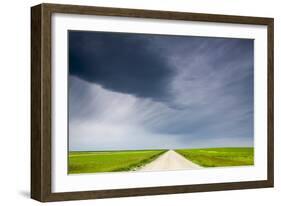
[
  {"x1": 69, "y1": 31, "x2": 253, "y2": 108},
  {"x1": 69, "y1": 31, "x2": 174, "y2": 102}
]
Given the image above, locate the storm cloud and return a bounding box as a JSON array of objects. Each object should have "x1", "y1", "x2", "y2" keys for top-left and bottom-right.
[{"x1": 69, "y1": 31, "x2": 174, "y2": 103}]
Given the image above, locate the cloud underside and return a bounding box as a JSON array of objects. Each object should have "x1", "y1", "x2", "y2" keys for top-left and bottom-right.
[{"x1": 68, "y1": 31, "x2": 254, "y2": 151}]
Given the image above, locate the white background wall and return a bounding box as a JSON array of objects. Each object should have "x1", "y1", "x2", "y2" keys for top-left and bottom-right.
[{"x1": 0, "y1": 0, "x2": 279, "y2": 205}]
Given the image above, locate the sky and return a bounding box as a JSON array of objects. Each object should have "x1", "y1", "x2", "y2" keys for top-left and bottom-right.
[{"x1": 68, "y1": 30, "x2": 254, "y2": 151}]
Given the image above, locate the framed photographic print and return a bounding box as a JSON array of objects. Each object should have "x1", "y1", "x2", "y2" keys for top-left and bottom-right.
[{"x1": 31, "y1": 3, "x2": 274, "y2": 202}]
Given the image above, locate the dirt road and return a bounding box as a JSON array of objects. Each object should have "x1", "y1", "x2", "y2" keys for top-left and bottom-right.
[{"x1": 138, "y1": 150, "x2": 201, "y2": 172}]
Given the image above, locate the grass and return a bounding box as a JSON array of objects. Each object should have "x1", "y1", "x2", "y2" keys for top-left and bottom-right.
[
  {"x1": 175, "y1": 147, "x2": 254, "y2": 167},
  {"x1": 68, "y1": 150, "x2": 166, "y2": 174}
]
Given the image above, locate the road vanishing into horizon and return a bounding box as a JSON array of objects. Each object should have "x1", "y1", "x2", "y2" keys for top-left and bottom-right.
[{"x1": 138, "y1": 150, "x2": 201, "y2": 172}]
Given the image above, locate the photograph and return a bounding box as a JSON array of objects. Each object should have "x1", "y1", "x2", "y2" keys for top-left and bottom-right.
[{"x1": 68, "y1": 30, "x2": 254, "y2": 174}]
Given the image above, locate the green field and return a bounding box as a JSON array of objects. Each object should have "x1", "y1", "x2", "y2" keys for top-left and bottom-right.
[
  {"x1": 175, "y1": 147, "x2": 254, "y2": 167},
  {"x1": 68, "y1": 150, "x2": 166, "y2": 174}
]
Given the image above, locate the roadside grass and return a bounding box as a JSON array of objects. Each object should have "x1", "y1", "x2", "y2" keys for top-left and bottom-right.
[
  {"x1": 175, "y1": 147, "x2": 254, "y2": 167},
  {"x1": 68, "y1": 150, "x2": 166, "y2": 174}
]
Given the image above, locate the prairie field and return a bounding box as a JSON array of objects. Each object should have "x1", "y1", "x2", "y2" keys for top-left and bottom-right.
[
  {"x1": 69, "y1": 147, "x2": 254, "y2": 174},
  {"x1": 175, "y1": 147, "x2": 254, "y2": 167},
  {"x1": 68, "y1": 150, "x2": 166, "y2": 174}
]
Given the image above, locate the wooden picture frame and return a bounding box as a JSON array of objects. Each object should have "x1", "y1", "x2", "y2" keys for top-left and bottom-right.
[{"x1": 31, "y1": 3, "x2": 274, "y2": 202}]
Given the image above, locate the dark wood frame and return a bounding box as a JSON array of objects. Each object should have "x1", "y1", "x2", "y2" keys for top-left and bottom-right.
[{"x1": 31, "y1": 3, "x2": 274, "y2": 202}]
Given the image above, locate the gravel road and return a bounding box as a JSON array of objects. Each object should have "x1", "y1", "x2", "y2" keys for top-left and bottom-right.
[{"x1": 138, "y1": 150, "x2": 201, "y2": 172}]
